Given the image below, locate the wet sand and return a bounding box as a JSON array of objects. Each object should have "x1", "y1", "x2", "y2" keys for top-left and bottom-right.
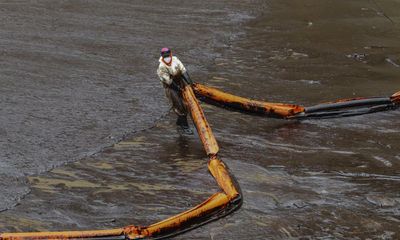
[{"x1": 1, "y1": 0, "x2": 400, "y2": 239}]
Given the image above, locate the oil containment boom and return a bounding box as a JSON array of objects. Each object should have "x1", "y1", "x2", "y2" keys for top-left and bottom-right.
[
  {"x1": 193, "y1": 83, "x2": 400, "y2": 119},
  {"x1": 2, "y1": 84, "x2": 399, "y2": 239}
]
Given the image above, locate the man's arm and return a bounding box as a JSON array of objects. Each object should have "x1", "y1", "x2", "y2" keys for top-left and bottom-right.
[
  {"x1": 175, "y1": 58, "x2": 193, "y2": 85},
  {"x1": 157, "y1": 66, "x2": 172, "y2": 85},
  {"x1": 157, "y1": 65, "x2": 182, "y2": 91},
  {"x1": 182, "y1": 71, "x2": 193, "y2": 85}
]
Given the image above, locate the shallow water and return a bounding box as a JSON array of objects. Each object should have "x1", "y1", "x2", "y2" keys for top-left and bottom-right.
[{"x1": 1, "y1": 0, "x2": 400, "y2": 239}]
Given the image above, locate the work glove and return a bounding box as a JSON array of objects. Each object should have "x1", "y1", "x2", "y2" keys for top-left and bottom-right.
[
  {"x1": 170, "y1": 81, "x2": 182, "y2": 91},
  {"x1": 182, "y1": 71, "x2": 193, "y2": 85}
]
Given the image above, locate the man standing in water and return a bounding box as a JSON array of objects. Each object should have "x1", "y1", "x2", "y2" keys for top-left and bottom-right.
[{"x1": 157, "y1": 48, "x2": 193, "y2": 134}]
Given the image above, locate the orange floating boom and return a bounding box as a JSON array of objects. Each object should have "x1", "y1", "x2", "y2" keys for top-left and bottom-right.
[
  {"x1": 4, "y1": 82, "x2": 396, "y2": 239},
  {"x1": 193, "y1": 83, "x2": 400, "y2": 119},
  {"x1": 193, "y1": 83, "x2": 304, "y2": 118},
  {"x1": 392, "y1": 90, "x2": 400, "y2": 104},
  {"x1": 0, "y1": 84, "x2": 242, "y2": 240},
  {"x1": 182, "y1": 85, "x2": 219, "y2": 156}
]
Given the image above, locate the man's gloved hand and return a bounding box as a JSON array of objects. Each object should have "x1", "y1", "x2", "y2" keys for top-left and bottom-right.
[
  {"x1": 170, "y1": 81, "x2": 182, "y2": 91},
  {"x1": 182, "y1": 71, "x2": 193, "y2": 85}
]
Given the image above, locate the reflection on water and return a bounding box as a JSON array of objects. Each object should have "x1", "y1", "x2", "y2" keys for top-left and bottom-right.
[{"x1": 1, "y1": 0, "x2": 400, "y2": 239}]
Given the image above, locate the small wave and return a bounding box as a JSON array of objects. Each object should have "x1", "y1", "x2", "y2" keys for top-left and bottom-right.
[
  {"x1": 385, "y1": 58, "x2": 400, "y2": 68},
  {"x1": 299, "y1": 79, "x2": 321, "y2": 85},
  {"x1": 331, "y1": 150, "x2": 356, "y2": 155},
  {"x1": 336, "y1": 171, "x2": 400, "y2": 181},
  {"x1": 373, "y1": 156, "x2": 393, "y2": 167}
]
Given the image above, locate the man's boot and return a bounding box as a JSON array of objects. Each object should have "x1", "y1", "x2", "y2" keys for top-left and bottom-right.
[{"x1": 176, "y1": 115, "x2": 193, "y2": 135}]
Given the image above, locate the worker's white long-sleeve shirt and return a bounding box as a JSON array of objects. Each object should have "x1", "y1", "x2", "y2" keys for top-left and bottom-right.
[{"x1": 157, "y1": 56, "x2": 187, "y2": 86}]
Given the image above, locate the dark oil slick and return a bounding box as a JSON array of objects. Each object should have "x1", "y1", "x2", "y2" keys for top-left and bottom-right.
[{"x1": 0, "y1": 0, "x2": 399, "y2": 239}]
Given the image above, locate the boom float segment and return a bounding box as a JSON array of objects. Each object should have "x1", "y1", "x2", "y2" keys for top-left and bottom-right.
[
  {"x1": 0, "y1": 85, "x2": 242, "y2": 240},
  {"x1": 193, "y1": 83, "x2": 400, "y2": 119},
  {"x1": 182, "y1": 85, "x2": 219, "y2": 155},
  {"x1": 193, "y1": 83, "x2": 304, "y2": 118},
  {"x1": 392, "y1": 91, "x2": 400, "y2": 104}
]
